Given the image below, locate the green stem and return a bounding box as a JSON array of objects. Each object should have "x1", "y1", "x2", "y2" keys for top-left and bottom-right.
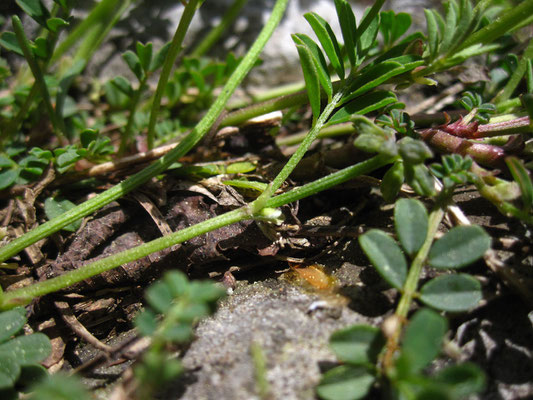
[
  {"x1": 12, "y1": 16, "x2": 67, "y2": 144},
  {"x1": 264, "y1": 155, "x2": 391, "y2": 209},
  {"x1": 382, "y1": 206, "x2": 445, "y2": 369},
  {"x1": 251, "y1": 84, "x2": 349, "y2": 213},
  {"x1": 190, "y1": 0, "x2": 248, "y2": 57},
  {"x1": 0, "y1": 154, "x2": 389, "y2": 309},
  {"x1": 0, "y1": 0, "x2": 290, "y2": 264},
  {"x1": 0, "y1": 208, "x2": 248, "y2": 308},
  {"x1": 471, "y1": 169, "x2": 533, "y2": 225},
  {"x1": 146, "y1": 0, "x2": 201, "y2": 150},
  {"x1": 395, "y1": 208, "x2": 445, "y2": 319},
  {"x1": 275, "y1": 122, "x2": 353, "y2": 147}
]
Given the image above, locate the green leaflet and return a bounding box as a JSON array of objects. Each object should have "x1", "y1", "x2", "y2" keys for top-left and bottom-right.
[
  {"x1": 359, "y1": 229, "x2": 407, "y2": 290},
  {"x1": 334, "y1": 0, "x2": 357, "y2": 69},
  {"x1": 294, "y1": 42, "x2": 321, "y2": 124},
  {"x1": 394, "y1": 198, "x2": 428, "y2": 257},
  {"x1": 420, "y1": 274, "x2": 482, "y2": 312},
  {"x1": 342, "y1": 56, "x2": 423, "y2": 104},
  {"x1": 428, "y1": 225, "x2": 491, "y2": 269},
  {"x1": 304, "y1": 12, "x2": 344, "y2": 79},
  {"x1": 292, "y1": 33, "x2": 332, "y2": 101}
]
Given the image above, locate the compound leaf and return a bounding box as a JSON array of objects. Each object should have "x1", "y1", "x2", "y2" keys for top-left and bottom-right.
[
  {"x1": 46, "y1": 17, "x2": 68, "y2": 33},
  {"x1": 381, "y1": 162, "x2": 405, "y2": 203},
  {"x1": 110, "y1": 76, "x2": 134, "y2": 97},
  {"x1": 0, "y1": 32, "x2": 23, "y2": 56},
  {"x1": 145, "y1": 281, "x2": 173, "y2": 314},
  {"x1": 424, "y1": 9, "x2": 439, "y2": 59},
  {"x1": 136, "y1": 42, "x2": 153, "y2": 73},
  {"x1": 435, "y1": 363, "x2": 486, "y2": 398},
  {"x1": 27, "y1": 373, "x2": 91, "y2": 400},
  {"x1": 122, "y1": 50, "x2": 144, "y2": 81},
  {"x1": 149, "y1": 42, "x2": 171, "y2": 72}
]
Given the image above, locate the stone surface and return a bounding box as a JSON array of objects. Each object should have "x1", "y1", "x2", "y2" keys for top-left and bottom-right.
[{"x1": 163, "y1": 274, "x2": 385, "y2": 400}]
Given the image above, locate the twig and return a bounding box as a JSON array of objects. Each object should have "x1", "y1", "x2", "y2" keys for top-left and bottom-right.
[{"x1": 55, "y1": 300, "x2": 113, "y2": 353}]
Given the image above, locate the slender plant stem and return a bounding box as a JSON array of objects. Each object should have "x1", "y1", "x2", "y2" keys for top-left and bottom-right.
[
  {"x1": 496, "y1": 98, "x2": 522, "y2": 113},
  {"x1": 252, "y1": 87, "x2": 348, "y2": 213},
  {"x1": 264, "y1": 155, "x2": 391, "y2": 208},
  {"x1": 0, "y1": 208, "x2": 249, "y2": 308},
  {"x1": 275, "y1": 122, "x2": 353, "y2": 147},
  {"x1": 190, "y1": 0, "x2": 248, "y2": 57},
  {"x1": 382, "y1": 206, "x2": 445, "y2": 369},
  {"x1": 395, "y1": 208, "x2": 445, "y2": 319},
  {"x1": 146, "y1": 0, "x2": 201, "y2": 150},
  {"x1": 0, "y1": 154, "x2": 390, "y2": 309},
  {"x1": 12, "y1": 16, "x2": 67, "y2": 144},
  {"x1": 0, "y1": 0, "x2": 290, "y2": 264}
]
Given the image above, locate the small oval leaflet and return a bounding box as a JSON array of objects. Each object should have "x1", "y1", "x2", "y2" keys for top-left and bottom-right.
[
  {"x1": 329, "y1": 325, "x2": 384, "y2": 365},
  {"x1": 317, "y1": 365, "x2": 375, "y2": 400},
  {"x1": 0, "y1": 333, "x2": 51, "y2": 366},
  {"x1": 429, "y1": 225, "x2": 491, "y2": 269},
  {"x1": 0, "y1": 308, "x2": 26, "y2": 343},
  {"x1": 420, "y1": 274, "x2": 482, "y2": 312},
  {"x1": 359, "y1": 229, "x2": 407, "y2": 290},
  {"x1": 400, "y1": 308, "x2": 447, "y2": 373},
  {"x1": 394, "y1": 198, "x2": 428, "y2": 256}
]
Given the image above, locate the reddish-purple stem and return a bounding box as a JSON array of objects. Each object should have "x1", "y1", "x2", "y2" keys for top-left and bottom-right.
[
  {"x1": 419, "y1": 128, "x2": 508, "y2": 168},
  {"x1": 441, "y1": 115, "x2": 531, "y2": 138}
]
